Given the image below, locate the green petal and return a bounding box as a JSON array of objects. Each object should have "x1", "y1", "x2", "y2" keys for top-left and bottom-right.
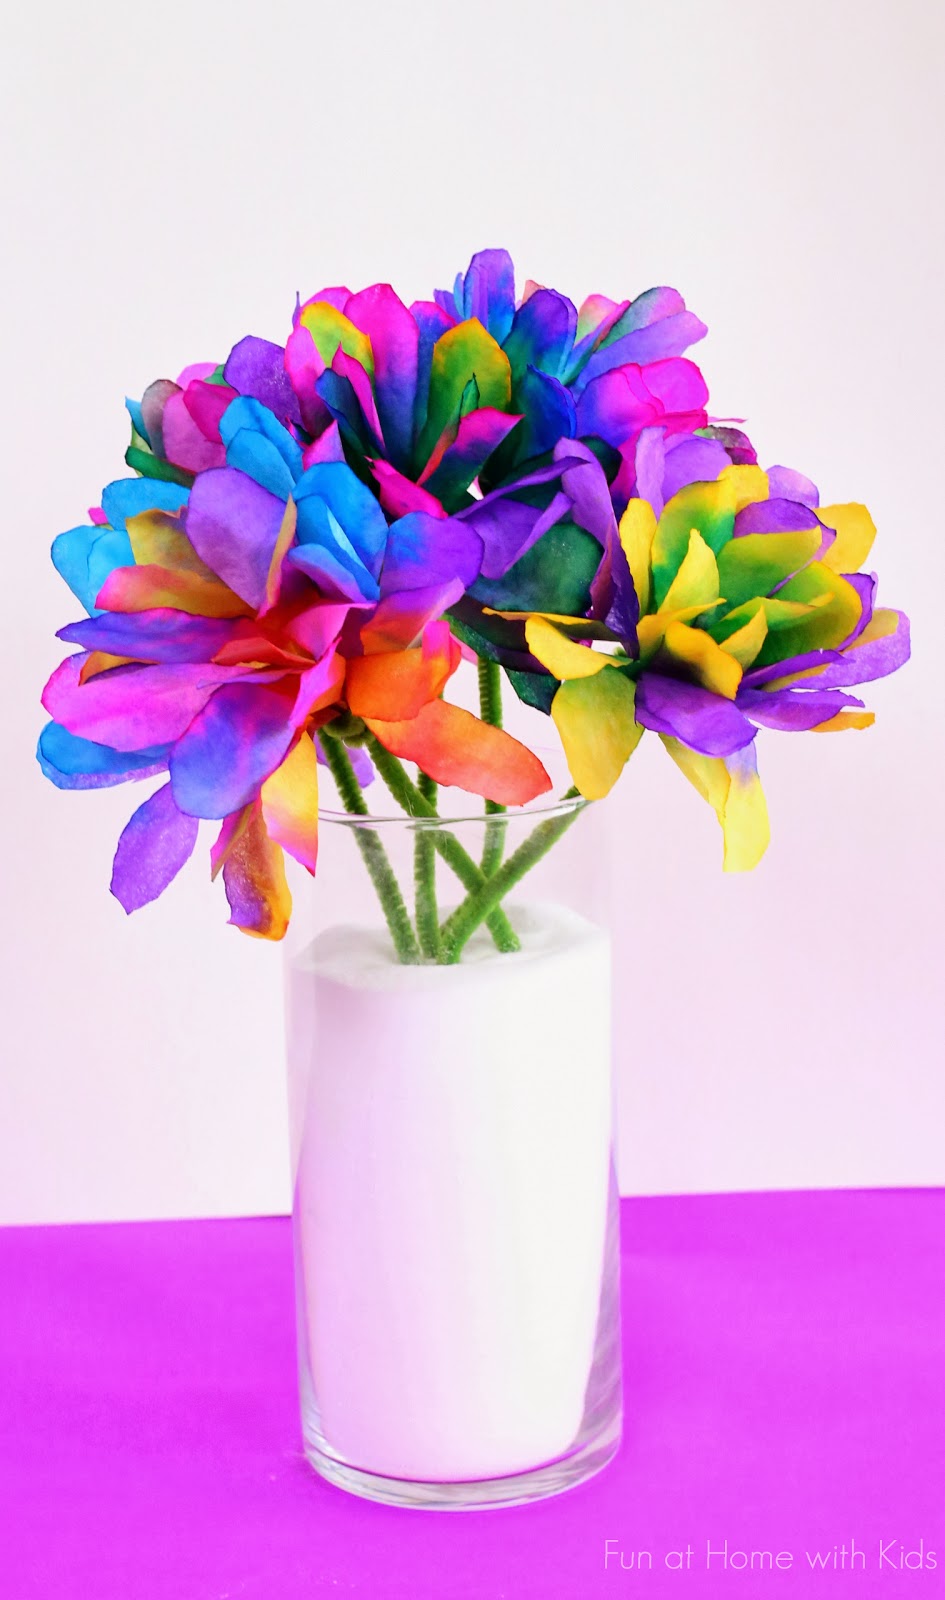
[
  {"x1": 716, "y1": 530, "x2": 821, "y2": 610},
  {"x1": 419, "y1": 319, "x2": 511, "y2": 463},
  {"x1": 651, "y1": 480, "x2": 736, "y2": 607}
]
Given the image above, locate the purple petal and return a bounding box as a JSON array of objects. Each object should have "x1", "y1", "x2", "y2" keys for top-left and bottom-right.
[
  {"x1": 58, "y1": 611, "x2": 240, "y2": 663},
  {"x1": 843, "y1": 573, "x2": 876, "y2": 644},
  {"x1": 635, "y1": 674, "x2": 756, "y2": 756},
  {"x1": 630, "y1": 426, "x2": 668, "y2": 516},
  {"x1": 574, "y1": 293, "x2": 708, "y2": 391},
  {"x1": 737, "y1": 686, "x2": 865, "y2": 732},
  {"x1": 316, "y1": 734, "x2": 374, "y2": 788},
  {"x1": 464, "y1": 491, "x2": 570, "y2": 581},
  {"x1": 662, "y1": 435, "x2": 730, "y2": 501},
  {"x1": 41, "y1": 655, "x2": 262, "y2": 752},
  {"x1": 765, "y1": 465, "x2": 820, "y2": 507},
  {"x1": 734, "y1": 499, "x2": 822, "y2": 536},
  {"x1": 224, "y1": 336, "x2": 302, "y2": 428},
  {"x1": 381, "y1": 512, "x2": 484, "y2": 593},
  {"x1": 185, "y1": 468, "x2": 287, "y2": 609},
  {"x1": 169, "y1": 682, "x2": 296, "y2": 819},
  {"x1": 742, "y1": 650, "x2": 845, "y2": 689},
  {"x1": 771, "y1": 610, "x2": 910, "y2": 691},
  {"x1": 556, "y1": 438, "x2": 617, "y2": 546},
  {"x1": 110, "y1": 781, "x2": 200, "y2": 911}
]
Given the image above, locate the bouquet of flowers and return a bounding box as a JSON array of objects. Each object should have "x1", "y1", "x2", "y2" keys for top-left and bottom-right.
[{"x1": 40, "y1": 249, "x2": 909, "y2": 959}]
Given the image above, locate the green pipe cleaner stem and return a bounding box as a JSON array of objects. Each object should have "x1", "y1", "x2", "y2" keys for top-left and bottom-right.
[
  {"x1": 320, "y1": 733, "x2": 421, "y2": 965},
  {"x1": 365, "y1": 736, "x2": 521, "y2": 955},
  {"x1": 477, "y1": 657, "x2": 507, "y2": 876},
  {"x1": 413, "y1": 772, "x2": 441, "y2": 961},
  {"x1": 440, "y1": 788, "x2": 583, "y2": 964}
]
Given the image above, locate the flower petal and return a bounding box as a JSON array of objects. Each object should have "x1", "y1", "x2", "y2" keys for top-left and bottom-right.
[
  {"x1": 185, "y1": 467, "x2": 288, "y2": 609},
  {"x1": 525, "y1": 617, "x2": 612, "y2": 680},
  {"x1": 552, "y1": 670, "x2": 643, "y2": 800},
  {"x1": 169, "y1": 681, "x2": 297, "y2": 819},
  {"x1": 110, "y1": 780, "x2": 200, "y2": 912},
  {"x1": 37, "y1": 722, "x2": 169, "y2": 790},
  {"x1": 635, "y1": 674, "x2": 756, "y2": 756},
  {"x1": 418, "y1": 320, "x2": 511, "y2": 465},
  {"x1": 222, "y1": 801, "x2": 292, "y2": 940},
  {"x1": 345, "y1": 624, "x2": 460, "y2": 721},
  {"x1": 260, "y1": 732, "x2": 320, "y2": 874},
  {"x1": 42, "y1": 655, "x2": 257, "y2": 751},
  {"x1": 366, "y1": 700, "x2": 551, "y2": 806},
  {"x1": 660, "y1": 736, "x2": 769, "y2": 872},
  {"x1": 224, "y1": 335, "x2": 302, "y2": 428}
]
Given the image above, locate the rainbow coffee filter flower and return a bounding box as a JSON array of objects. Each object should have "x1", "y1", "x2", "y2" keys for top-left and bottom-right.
[{"x1": 39, "y1": 249, "x2": 909, "y2": 947}]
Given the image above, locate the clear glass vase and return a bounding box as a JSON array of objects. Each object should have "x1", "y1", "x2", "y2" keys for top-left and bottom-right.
[{"x1": 284, "y1": 778, "x2": 622, "y2": 1510}]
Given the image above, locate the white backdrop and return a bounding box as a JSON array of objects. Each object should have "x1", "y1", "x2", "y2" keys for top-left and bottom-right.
[{"x1": 2, "y1": 0, "x2": 942, "y2": 1223}]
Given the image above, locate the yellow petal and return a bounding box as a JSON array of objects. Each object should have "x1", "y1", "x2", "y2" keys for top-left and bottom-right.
[
  {"x1": 617, "y1": 498, "x2": 657, "y2": 614},
  {"x1": 661, "y1": 621, "x2": 743, "y2": 699},
  {"x1": 260, "y1": 497, "x2": 297, "y2": 615},
  {"x1": 720, "y1": 463, "x2": 769, "y2": 511},
  {"x1": 660, "y1": 735, "x2": 770, "y2": 872},
  {"x1": 261, "y1": 732, "x2": 320, "y2": 873},
  {"x1": 818, "y1": 503, "x2": 876, "y2": 574},
  {"x1": 552, "y1": 670, "x2": 643, "y2": 800},
  {"x1": 126, "y1": 509, "x2": 217, "y2": 579},
  {"x1": 719, "y1": 606, "x2": 768, "y2": 669},
  {"x1": 659, "y1": 528, "x2": 720, "y2": 614},
  {"x1": 525, "y1": 616, "x2": 611, "y2": 679},
  {"x1": 636, "y1": 604, "x2": 709, "y2": 660},
  {"x1": 484, "y1": 609, "x2": 617, "y2": 640},
  {"x1": 812, "y1": 710, "x2": 876, "y2": 732}
]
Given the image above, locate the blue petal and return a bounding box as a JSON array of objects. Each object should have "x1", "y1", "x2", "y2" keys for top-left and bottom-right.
[
  {"x1": 286, "y1": 543, "x2": 379, "y2": 604},
  {"x1": 224, "y1": 429, "x2": 295, "y2": 499},
  {"x1": 37, "y1": 721, "x2": 169, "y2": 790},
  {"x1": 294, "y1": 462, "x2": 389, "y2": 579},
  {"x1": 515, "y1": 366, "x2": 576, "y2": 460},
  {"x1": 504, "y1": 289, "x2": 577, "y2": 382},
  {"x1": 219, "y1": 397, "x2": 303, "y2": 483},
  {"x1": 51, "y1": 524, "x2": 134, "y2": 615},
  {"x1": 459, "y1": 249, "x2": 516, "y2": 343},
  {"x1": 125, "y1": 396, "x2": 148, "y2": 443},
  {"x1": 291, "y1": 500, "x2": 380, "y2": 602},
  {"x1": 100, "y1": 477, "x2": 190, "y2": 531}
]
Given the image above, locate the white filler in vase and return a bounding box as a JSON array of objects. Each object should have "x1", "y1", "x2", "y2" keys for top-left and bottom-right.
[{"x1": 287, "y1": 902, "x2": 615, "y2": 1491}]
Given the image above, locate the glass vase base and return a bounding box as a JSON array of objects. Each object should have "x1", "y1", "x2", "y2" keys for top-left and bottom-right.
[{"x1": 302, "y1": 1414, "x2": 622, "y2": 1511}]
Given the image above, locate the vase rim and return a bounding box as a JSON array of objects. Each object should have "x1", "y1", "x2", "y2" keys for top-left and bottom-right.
[{"x1": 318, "y1": 791, "x2": 588, "y2": 830}]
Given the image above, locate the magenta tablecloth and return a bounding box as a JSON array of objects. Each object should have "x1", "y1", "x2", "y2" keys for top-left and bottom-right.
[{"x1": 2, "y1": 1191, "x2": 943, "y2": 1599}]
